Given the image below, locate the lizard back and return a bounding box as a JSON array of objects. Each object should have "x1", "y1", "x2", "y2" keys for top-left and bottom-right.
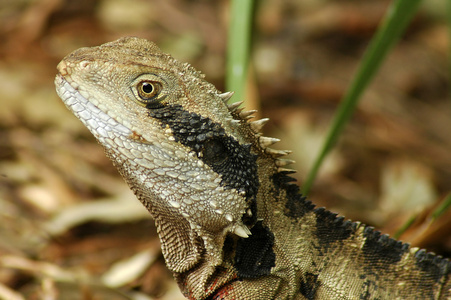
[{"x1": 55, "y1": 37, "x2": 451, "y2": 299}]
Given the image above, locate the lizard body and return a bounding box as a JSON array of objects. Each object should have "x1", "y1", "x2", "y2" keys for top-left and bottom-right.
[{"x1": 55, "y1": 37, "x2": 451, "y2": 299}]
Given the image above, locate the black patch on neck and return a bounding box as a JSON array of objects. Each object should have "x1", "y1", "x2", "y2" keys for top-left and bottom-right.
[
  {"x1": 271, "y1": 171, "x2": 314, "y2": 219},
  {"x1": 314, "y1": 207, "x2": 357, "y2": 250},
  {"x1": 299, "y1": 272, "x2": 321, "y2": 300},
  {"x1": 414, "y1": 249, "x2": 451, "y2": 283},
  {"x1": 149, "y1": 105, "x2": 259, "y2": 224},
  {"x1": 234, "y1": 221, "x2": 275, "y2": 279},
  {"x1": 362, "y1": 226, "x2": 409, "y2": 266}
]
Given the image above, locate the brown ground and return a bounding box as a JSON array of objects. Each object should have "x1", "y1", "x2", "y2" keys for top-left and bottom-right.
[{"x1": 1, "y1": 0, "x2": 450, "y2": 299}]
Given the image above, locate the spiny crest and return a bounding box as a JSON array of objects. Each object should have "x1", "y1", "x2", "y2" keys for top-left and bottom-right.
[
  {"x1": 259, "y1": 136, "x2": 280, "y2": 148},
  {"x1": 240, "y1": 109, "x2": 257, "y2": 120},
  {"x1": 249, "y1": 118, "x2": 269, "y2": 133},
  {"x1": 227, "y1": 101, "x2": 243, "y2": 112},
  {"x1": 218, "y1": 91, "x2": 234, "y2": 103},
  {"x1": 219, "y1": 91, "x2": 296, "y2": 174}
]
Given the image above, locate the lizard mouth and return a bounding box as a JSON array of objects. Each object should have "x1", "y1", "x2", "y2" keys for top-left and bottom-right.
[{"x1": 55, "y1": 75, "x2": 133, "y2": 140}]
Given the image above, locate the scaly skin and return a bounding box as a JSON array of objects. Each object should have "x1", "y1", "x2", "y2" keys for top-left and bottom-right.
[{"x1": 55, "y1": 37, "x2": 450, "y2": 299}]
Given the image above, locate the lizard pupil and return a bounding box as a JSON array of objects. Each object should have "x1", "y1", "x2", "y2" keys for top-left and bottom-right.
[
  {"x1": 137, "y1": 80, "x2": 161, "y2": 101},
  {"x1": 142, "y1": 82, "x2": 154, "y2": 94}
]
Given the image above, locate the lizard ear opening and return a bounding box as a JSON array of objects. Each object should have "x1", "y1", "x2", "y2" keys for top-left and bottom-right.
[{"x1": 201, "y1": 138, "x2": 228, "y2": 165}]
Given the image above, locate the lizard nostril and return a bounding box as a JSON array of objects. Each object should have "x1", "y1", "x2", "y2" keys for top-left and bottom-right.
[{"x1": 57, "y1": 61, "x2": 68, "y2": 76}]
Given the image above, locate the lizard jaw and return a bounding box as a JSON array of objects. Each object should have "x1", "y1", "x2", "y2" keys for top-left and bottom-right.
[{"x1": 55, "y1": 75, "x2": 133, "y2": 140}]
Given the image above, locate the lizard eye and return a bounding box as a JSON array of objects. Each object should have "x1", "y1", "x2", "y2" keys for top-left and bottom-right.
[
  {"x1": 133, "y1": 80, "x2": 165, "y2": 108},
  {"x1": 131, "y1": 74, "x2": 168, "y2": 108},
  {"x1": 137, "y1": 81, "x2": 162, "y2": 101}
]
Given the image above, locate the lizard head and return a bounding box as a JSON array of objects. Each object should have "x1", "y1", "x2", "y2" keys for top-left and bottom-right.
[{"x1": 55, "y1": 37, "x2": 285, "y2": 272}]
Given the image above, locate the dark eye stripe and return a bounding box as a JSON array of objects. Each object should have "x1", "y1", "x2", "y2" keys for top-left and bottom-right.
[{"x1": 149, "y1": 104, "x2": 259, "y2": 224}]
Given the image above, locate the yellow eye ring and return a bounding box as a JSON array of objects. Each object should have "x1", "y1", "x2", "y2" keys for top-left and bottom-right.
[
  {"x1": 134, "y1": 80, "x2": 165, "y2": 108},
  {"x1": 137, "y1": 81, "x2": 162, "y2": 100}
]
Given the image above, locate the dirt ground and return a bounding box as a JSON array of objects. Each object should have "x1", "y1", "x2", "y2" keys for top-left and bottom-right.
[{"x1": 1, "y1": 0, "x2": 450, "y2": 299}]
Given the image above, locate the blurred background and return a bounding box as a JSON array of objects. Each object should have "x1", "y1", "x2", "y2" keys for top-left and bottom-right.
[{"x1": 1, "y1": 0, "x2": 450, "y2": 299}]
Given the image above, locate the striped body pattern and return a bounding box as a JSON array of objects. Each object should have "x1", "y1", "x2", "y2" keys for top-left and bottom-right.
[{"x1": 56, "y1": 37, "x2": 450, "y2": 299}]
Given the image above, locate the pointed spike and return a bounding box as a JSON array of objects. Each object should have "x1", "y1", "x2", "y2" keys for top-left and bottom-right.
[
  {"x1": 240, "y1": 109, "x2": 257, "y2": 119},
  {"x1": 230, "y1": 119, "x2": 241, "y2": 125},
  {"x1": 275, "y1": 159, "x2": 296, "y2": 167},
  {"x1": 233, "y1": 225, "x2": 251, "y2": 238},
  {"x1": 218, "y1": 91, "x2": 234, "y2": 103},
  {"x1": 259, "y1": 136, "x2": 280, "y2": 148},
  {"x1": 265, "y1": 148, "x2": 292, "y2": 157},
  {"x1": 249, "y1": 118, "x2": 269, "y2": 133},
  {"x1": 277, "y1": 168, "x2": 296, "y2": 175},
  {"x1": 277, "y1": 167, "x2": 296, "y2": 173},
  {"x1": 227, "y1": 101, "x2": 244, "y2": 112}
]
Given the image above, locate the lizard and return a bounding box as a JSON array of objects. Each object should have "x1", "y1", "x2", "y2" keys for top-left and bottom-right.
[{"x1": 55, "y1": 37, "x2": 451, "y2": 299}]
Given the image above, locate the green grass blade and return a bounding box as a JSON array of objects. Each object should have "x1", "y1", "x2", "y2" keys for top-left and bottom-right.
[
  {"x1": 226, "y1": 0, "x2": 254, "y2": 104},
  {"x1": 302, "y1": 0, "x2": 423, "y2": 195},
  {"x1": 394, "y1": 192, "x2": 451, "y2": 239},
  {"x1": 431, "y1": 192, "x2": 451, "y2": 221},
  {"x1": 393, "y1": 214, "x2": 417, "y2": 240}
]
